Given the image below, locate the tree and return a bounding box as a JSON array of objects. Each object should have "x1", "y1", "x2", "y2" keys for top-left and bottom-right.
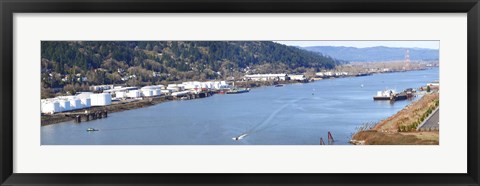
[
  {"x1": 41, "y1": 41, "x2": 339, "y2": 95},
  {"x1": 41, "y1": 82, "x2": 54, "y2": 99},
  {"x1": 146, "y1": 43, "x2": 152, "y2": 51}
]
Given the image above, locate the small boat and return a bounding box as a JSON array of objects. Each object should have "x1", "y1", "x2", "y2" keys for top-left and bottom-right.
[
  {"x1": 86, "y1": 128, "x2": 99, "y2": 132},
  {"x1": 275, "y1": 84, "x2": 284, "y2": 87},
  {"x1": 226, "y1": 88, "x2": 250, "y2": 94},
  {"x1": 232, "y1": 133, "x2": 248, "y2": 141}
]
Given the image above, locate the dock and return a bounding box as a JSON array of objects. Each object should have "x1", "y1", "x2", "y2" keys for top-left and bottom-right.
[
  {"x1": 63, "y1": 110, "x2": 109, "y2": 123},
  {"x1": 172, "y1": 90, "x2": 215, "y2": 100}
]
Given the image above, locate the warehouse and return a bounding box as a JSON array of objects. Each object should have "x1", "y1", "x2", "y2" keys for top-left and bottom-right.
[{"x1": 244, "y1": 74, "x2": 288, "y2": 81}]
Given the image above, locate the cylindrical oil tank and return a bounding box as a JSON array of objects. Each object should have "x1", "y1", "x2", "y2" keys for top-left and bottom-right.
[
  {"x1": 69, "y1": 99, "x2": 82, "y2": 110},
  {"x1": 91, "y1": 93, "x2": 112, "y2": 106},
  {"x1": 153, "y1": 89, "x2": 161, "y2": 96},
  {"x1": 41, "y1": 101, "x2": 60, "y2": 114},
  {"x1": 115, "y1": 91, "x2": 127, "y2": 99},
  {"x1": 127, "y1": 90, "x2": 141, "y2": 98},
  {"x1": 58, "y1": 100, "x2": 71, "y2": 112},
  {"x1": 81, "y1": 98, "x2": 91, "y2": 108},
  {"x1": 142, "y1": 89, "x2": 153, "y2": 97}
]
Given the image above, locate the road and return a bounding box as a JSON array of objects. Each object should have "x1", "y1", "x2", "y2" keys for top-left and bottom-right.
[{"x1": 418, "y1": 108, "x2": 439, "y2": 131}]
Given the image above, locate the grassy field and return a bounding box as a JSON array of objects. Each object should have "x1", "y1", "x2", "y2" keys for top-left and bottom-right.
[{"x1": 351, "y1": 92, "x2": 439, "y2": 145}]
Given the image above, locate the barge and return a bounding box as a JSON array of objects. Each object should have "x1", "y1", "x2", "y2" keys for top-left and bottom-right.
[
  {"x1": 373, "y1": 89, "x2": 396, "y2": 100},
  {"x1": 373, "y1": 88, "x2": 416, "y2": 101},
  {"x1": 226, "y1": 88, "x2": 250, "y2": 94}
]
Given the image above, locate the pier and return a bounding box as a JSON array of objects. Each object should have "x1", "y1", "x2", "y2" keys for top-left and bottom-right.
[
  {"x1": 64, "y1": 110, "x2": 109, "y2": 123},
  {"x1": 172, "y1": 90, "x2": 215, "y2": 100}
]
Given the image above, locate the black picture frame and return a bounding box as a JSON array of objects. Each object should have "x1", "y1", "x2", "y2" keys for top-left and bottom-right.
[{"x1": 1, "y1": 0, "x2": 479, "y2": 185}]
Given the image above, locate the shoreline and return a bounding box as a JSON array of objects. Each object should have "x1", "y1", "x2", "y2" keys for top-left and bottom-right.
[
  {"x1": 41, "y1": 80, "x2": 305, "y2": 126},
  {"x1": 41, "y1": 68, "x2": 436, "y2": 126},
  {"x1": 350, "y1": 92, "x2": 439, "y2": 145},
  {"x1": 41, "y1": 96, "x2": 174, "y2": 126}
]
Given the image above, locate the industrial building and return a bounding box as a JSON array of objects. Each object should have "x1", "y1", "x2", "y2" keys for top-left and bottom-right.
[
  {"x1": 288, "y1": 74, "x2": 306, "y2": 81},
  {"x1": 244, "y1": 74, "x2": 288, "y2": 81},
  {"x1": 41, "y1": 80, "x2": 233, "y2": 114}
]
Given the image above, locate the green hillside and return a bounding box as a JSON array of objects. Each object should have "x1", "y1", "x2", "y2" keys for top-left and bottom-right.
[{"x1": 41, "y1": 41, "x2": 340, "y2": 97}]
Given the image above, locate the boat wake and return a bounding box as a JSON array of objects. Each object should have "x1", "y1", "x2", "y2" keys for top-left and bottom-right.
[
  {"x1": 232, "y1": 97, "x2": 305, "y2": 141},
  {"x1": 232, "y1": 133, "x2": 248, "y2": 141}
]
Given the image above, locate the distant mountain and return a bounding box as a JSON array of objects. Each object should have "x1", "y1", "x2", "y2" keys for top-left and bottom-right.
[{"x1": 303, "y1": 46, "x2": 439, "y2": 62}]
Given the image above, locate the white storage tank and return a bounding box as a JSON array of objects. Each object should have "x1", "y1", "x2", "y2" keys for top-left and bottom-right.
[
  {"x1": 40, "y1": 101, "x2": 47, "y2": 113},
  {"x1": 115, "y1": 91, "x2": 127, "y2": 99},
  {"x1": 90, "y1": 93, "x2": 112, "y2": 106},
  {"x1": 80, "y1": 98, "x2": 91, "y2": 108},
  {"x1": 151, "y1": 89, "x2": 159, "y2": 96},
  {"x1": 140, "y1": 86, "x2": 154, "y2": 90},
  {"x1": 142, "y1": 89, "x2": 153, "y2": 97},
  {"x1": 206, "y1": 82, "x2": 213, "y2": 89},
  {"x1": 69, "y1": 99, "x2": 82, "y2": 110},
  {"x1": 126, "y1": 90, "x2": 141, "y2": 98},
  {"x1": 41, "y1": 101, "x2": 61, "y2": 114},
  {"x1": 161, "y1": 89, "x2": 171, "y2": 95},
  {"x1": 167, "y1": 87, "x2": 180, "y2": 92},
  {"x1": 213, "y1": 82, "x2": 221, "y2": 90},
  {"x1": 58, "y1": 100, "x2": 71, "y2": 112},
  {"x1": 154, "y1": 89, "x2": 161, "y2": 96}
]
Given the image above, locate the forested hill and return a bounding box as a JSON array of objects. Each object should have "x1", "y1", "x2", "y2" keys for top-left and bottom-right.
[
  {"x1": 41, "y1": 41, "x2": 339, "y2": 88},
  {"x1": 303, "y1": 46, "x2": 439, "y2": 62}
]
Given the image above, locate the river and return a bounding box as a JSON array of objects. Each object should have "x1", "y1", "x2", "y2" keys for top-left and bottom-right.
[{"x1": 41, "y1": 67, "x2": 439, "y2": 145}]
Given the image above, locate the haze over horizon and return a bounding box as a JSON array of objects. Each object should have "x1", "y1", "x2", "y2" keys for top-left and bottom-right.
[{"x1": 274, "y1": 41, "x2": 439, "y2": 50}]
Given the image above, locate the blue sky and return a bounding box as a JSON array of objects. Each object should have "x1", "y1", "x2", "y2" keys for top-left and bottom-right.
[{"x1": 273, "y1": 41, "x2": 439, "y2": 50}]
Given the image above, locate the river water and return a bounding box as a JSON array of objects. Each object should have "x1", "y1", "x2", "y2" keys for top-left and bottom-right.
[{"x1": 41, "y1": 68, "x2": 439, "y2": 145}]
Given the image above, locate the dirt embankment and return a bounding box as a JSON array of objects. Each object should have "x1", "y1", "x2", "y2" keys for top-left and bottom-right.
[{"x1": 351, "y1": 92, "x2": 439, "y2": 145}]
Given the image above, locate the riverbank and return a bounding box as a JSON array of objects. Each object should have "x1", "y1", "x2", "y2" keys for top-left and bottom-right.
[
  {"x1": 42, "y1": 68, "x2": 439, "y2": 145},
  {"x1": 41, "y1": 68, "x2": 435, "y2": 126},
  {"x1": 41, "y1": 96, "x2": 174, "y2": 126},
  {"x1": 235, "y1": 79, "x2": 309, "y2": 88},
  {"x1": 41, "y1": 80, "x2": 309, "y2": 126},
  {"x1": 350, "y1": 92, "x2": 439, "y2": 145}
]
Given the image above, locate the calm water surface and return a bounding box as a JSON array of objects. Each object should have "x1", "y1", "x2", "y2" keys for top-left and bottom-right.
[{"x1": 42, "y1": 68, "x2": 439, "y2": 145}]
